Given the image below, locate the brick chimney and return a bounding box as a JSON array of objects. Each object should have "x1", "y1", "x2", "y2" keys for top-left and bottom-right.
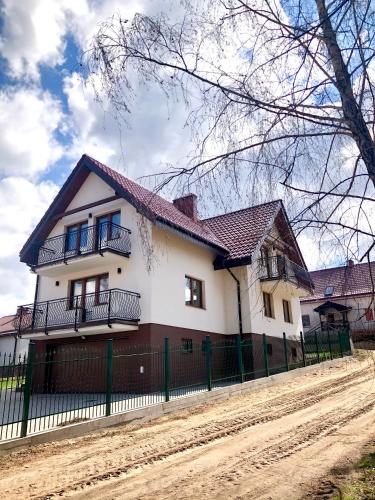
[{"x1": 173, "y1": 194, "x2": 198, "y2": 221}]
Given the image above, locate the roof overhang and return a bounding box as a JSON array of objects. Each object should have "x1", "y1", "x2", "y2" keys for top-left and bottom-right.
[
  {"x1": 313, "y1": 301, "x2": 352, "y2": 314},
  {"x1": 20, "y1": 155, "x2": 227, "y2": 265}
]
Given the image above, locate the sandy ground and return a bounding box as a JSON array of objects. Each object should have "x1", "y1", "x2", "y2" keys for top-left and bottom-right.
[{"x1": 0, "y1": 352, "x2": 375, "y2": 500}]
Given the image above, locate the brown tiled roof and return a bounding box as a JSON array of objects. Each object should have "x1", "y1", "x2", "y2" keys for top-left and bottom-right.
[
  {"x1": 301, "y1": 261, "x2": 375, "y2": 302},
  {"x1": 0, "y1": 315, "x2": 16, "y2": 335},
  {"x1": 203, "y1": 200, "x2": 282, "y2": 262},
  {"x1": 86, "y1": 155, "x2": 227, "y2": 253},
  {"x1": 20, "y1": 154, "x2": 303, "y2": 269}
]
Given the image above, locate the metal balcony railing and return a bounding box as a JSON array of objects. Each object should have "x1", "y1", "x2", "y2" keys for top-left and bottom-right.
[
  {"x1": 258, "y1": 255, "x2": 314, "y2": 292},
  {"x1": 14, "y1": 289, "x2": 141, "y2": 334},
  {"x1": 29, "y1": 222, "x2": 131, "y2": 267}
]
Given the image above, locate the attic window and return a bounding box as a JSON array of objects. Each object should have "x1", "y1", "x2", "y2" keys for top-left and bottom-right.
[{"x1": 324, "y1": 286, "x2": 334, "y2": 296}]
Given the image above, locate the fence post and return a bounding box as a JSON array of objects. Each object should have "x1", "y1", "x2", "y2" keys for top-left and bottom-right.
[
  {"x1": 315, "y1": 331, "x2": 320, "y2": 364},
  {"x1": 262, "y1": 334, "x2": 269, "y2": 377},
  {"x1": 300, "y1": 331, "x2": 306, "y2": 367},
  {"x1": 327, "y1": 330, "x2": 333, "y2": 360},
  {"x1": 21, "y1": 342, "x2": 36, "y2": 438},
  {"x1": 236, "y1": 334, "x2": 244, "y2": 383},
  {"x1": 205, "y1": 335, "x2": 212, "y2": 391},
  {"x1": 338, "y1": 330, "x2": 344, "y2": 357},
  {"x1": 105, "y1": 339, "x2": 113, "y2": 417},
  {"x1": 164, "y1": 337, "x2": 170, "y2": 402},
  {"x1": 283, "y1": 332, "x2": 289, "y2": 372}
]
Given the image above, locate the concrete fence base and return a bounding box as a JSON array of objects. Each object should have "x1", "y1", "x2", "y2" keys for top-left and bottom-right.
[{"x1": 0, "y1": 357, "x2": 349, "y2": 455}]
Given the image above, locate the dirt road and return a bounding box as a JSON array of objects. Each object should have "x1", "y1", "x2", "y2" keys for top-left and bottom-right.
[{"x1": 0, "y1": 353, "x2": 374, "y2": 500}]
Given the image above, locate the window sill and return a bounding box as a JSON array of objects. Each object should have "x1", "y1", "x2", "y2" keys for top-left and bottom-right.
[{"x1": 185, "y1": 303, "x2": 206, "y2": 310}]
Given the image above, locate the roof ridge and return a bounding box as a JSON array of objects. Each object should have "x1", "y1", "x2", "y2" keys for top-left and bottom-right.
[{"x1": 202, "y1": 199, "x2": 282, "y2": 222}]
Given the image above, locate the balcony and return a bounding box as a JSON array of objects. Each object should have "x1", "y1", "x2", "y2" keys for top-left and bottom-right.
[
  {"x1": 258, "y1": 255, "x2": 314, "y2": 294},
  {"x1": 28, "y1": 222, "x2": 131, "y2": 273},
  {"x1": 14, "y1": 289, "x2": 141, "y2": 338}
]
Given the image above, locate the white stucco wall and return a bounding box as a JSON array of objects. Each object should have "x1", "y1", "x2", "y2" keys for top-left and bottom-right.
[
  {"x1": 246, "y1": 262, "x2": 304, "y2": 339},
  {"x1": 34, "y1": 172, "x2": 305, "y2": 338},
  {"x1": 0, "y1": 335, "x2": 29, "y2": 363}
]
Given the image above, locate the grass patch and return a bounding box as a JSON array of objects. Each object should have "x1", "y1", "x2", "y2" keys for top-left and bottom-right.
[
  {"x1": 0, "y1": 377, "x2": 24, "y2": 390},
  {"x1": 332, "y1": 448, "x2": 375, "y2": 499}
]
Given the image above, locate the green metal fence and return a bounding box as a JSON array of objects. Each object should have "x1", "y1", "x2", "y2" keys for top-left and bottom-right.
[{"x1": 0, "y1": 329, "x2": 352, "y2": 442}]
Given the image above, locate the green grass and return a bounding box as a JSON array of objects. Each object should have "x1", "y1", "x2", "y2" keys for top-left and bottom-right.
[
  {"x1": 332, "y1": 449, "x2": 375, "y2": 499},
  {"x1": 0, "y1": 377, "x2": 24, "y2": 390}
]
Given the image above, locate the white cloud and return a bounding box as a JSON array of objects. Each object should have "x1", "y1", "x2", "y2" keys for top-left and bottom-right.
[
  {"x1": 0, "y1": 87, "x2": 65, "y2": 177},
  {"x1": 0, "y1": 177, "x2": 59, "y2": 315},
  {"x1": 0, "y1": 0, "x2": 88, "y2": 80},
  {"x1": 63, "y1": 72, "x2": 193, "y2": 181}
]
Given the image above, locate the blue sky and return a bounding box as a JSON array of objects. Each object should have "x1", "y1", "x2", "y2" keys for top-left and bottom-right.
[
  {"x1": 0, "y1": 0, "x2": 196, "y2": 314},
  {"x1": 0, "y1": 0, "x2": 356, "y2": 314}
]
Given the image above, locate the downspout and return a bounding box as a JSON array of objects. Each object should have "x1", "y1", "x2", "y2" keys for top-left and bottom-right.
[{"x1": 227, "y1": 268, "x2": 243, "y2": 336}]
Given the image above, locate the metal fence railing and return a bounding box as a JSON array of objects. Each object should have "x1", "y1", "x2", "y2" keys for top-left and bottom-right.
[{"x1": 0, "y1": 329, "x2": 352, "y2": 442}]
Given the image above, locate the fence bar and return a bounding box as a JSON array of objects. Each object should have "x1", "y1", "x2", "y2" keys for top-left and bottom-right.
[
  {"x1": 21, "y1": 343, "x2": 36, "y2": 438},
  {"x1": 105, "y1": 339, "x2": 113, "y2": 417},
  {"x1": 164, "y1": 337, "x2": 170, "y2": 402},
  {"x1": 236, "y1": 335, "x2": 244, "y2": 383},
  {"x1": 283, "y1": 332, "x2": 289, "y2": 371},
  {"x1": 205, "y1": 336, "x2": 212, "y2": 391},
  {"x1": 327, "y1": 330, "x2": 333, "y2": 360},
  {"x1": 300, "y1": 331, "x2": 306, "y2": 367},
  {"x1": 262, "y1": 334, "x2": 269, "y2": 377},
  {"x1": 314, "y1": 331, "x2": 320, "y2": 363}
]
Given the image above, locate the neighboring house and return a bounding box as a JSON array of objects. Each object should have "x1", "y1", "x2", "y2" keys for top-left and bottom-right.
[
  {"x1": 0, "y1": 315, "x2": 29, "y2": 365},
  {"x1": 300, "y1": 260, "x2": 375, "y2": 341},
  {"x1": 14, "y1": 154, "x2": 312, "y2": 389}
]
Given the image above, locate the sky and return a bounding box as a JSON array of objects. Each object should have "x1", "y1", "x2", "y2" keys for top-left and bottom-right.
[{"x1": 0, "y1": 0, "x2": 339, "y2": 315}]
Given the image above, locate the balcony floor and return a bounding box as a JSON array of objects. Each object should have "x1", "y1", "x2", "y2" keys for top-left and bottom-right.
[
  {"x1": 19, "y1": 321, "x2": 139, "y2": 340},
  {"x1": 34, "y1": 250, "x2": 129, "y2": 277}
]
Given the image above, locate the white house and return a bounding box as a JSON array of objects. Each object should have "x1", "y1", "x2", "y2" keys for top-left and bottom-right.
[
  {"x1": 0, "y1": 315, "x2": 29, "y2": 366},
  {"x1": 14, "y1": 155, "x2": 312, "y2": 385},
  {"x1": 300, "y1": 260, "x2": 375, "y2": 341}
]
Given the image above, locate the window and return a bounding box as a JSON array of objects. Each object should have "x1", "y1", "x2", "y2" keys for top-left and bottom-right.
[
  {"x1": 267, "y1": 343, "x2": 273, "y2": 356},
  {"x1": 185, "y1": 276, "x2": 203, "y2": 308},
  {"x1": 302, "y1": 314, "x2": 311, "y2": 328},
  {"x1": 97, "y1": 211, "x2": 121, "y2": 245},
  {"x1": 260, "y1": 246, "x2": 271, "y2": 276},
  {"x1": 70, "y1": 274, "x2": 109, "y2": 308},
  {"x1": 324, "y1": 285, "x2": 334, "y2": 297},
  {"x1": 263, "y1": 292, "x2": 273, "y2": 318},
  {"x1": 65, "y1": 221, "x2": 88, "y2": 253},
  {"x1": 283, "y1": 299, "x2": 292, "y2": 323},
  {"x1": 291, "y1": 347, "x2": 297, "y2": 358},
  {"x1": 181, "y1": 338, "x2": 193, "y2": 353}
]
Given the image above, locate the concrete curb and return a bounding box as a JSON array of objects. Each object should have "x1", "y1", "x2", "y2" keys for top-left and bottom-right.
[{"x1": 0, "y1": 357, "x2": 349, "y2": 454}]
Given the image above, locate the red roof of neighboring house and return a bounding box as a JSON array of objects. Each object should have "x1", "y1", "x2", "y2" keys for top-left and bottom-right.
[
  {"x1": 301, "y1": 261, "x2": 375, "y2": 303},
  {"x1": 203, "y1": 200, "x2": 282, "y2": 262},
  {"x1": 20, "y1": 154, "x2": 305, "y2": 270},
  {"x1": 0, "y1": 315, "x2": 16, "y2": 335}
]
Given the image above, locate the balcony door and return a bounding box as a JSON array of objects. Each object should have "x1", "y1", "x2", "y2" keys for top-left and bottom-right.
[
  {"x1": 65, "y1": 221, "x2": 89, "y2": 255},
  {"x1": 70, "y1": 274, "x2": 109, "y2": 322},
  {"x1": 96, "y1": 211, "x2": 121, "y2": 249}
]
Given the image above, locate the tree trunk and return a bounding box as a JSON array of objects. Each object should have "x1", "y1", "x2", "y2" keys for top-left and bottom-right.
[{"x1": 316, "y1": 0, "x2": 375, "y2": 186}]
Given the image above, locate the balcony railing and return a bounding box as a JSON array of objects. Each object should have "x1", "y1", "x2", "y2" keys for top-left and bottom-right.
[
  {"x1": 258, "y1": 255, "x2": 314, "y2": 292},
  {"x1": 14, "y1": 289, "x2": 141, "y2": 334},
  {"x1": 29, "y1": 222, "x2": 131, "y2": 268}
]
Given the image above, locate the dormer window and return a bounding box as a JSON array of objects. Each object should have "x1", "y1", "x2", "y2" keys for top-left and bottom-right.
[{"x1": 324, "y1": 285, "x2": 334, "y2": 296}]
